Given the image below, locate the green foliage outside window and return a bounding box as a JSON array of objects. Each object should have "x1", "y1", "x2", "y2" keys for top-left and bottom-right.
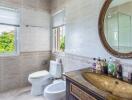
[
  {"x1": 0, "y1": 32, "x2": 15, "y2": 53},
  {"x1": 60, "y1": 35, "x2": 65, "y2": 51}
]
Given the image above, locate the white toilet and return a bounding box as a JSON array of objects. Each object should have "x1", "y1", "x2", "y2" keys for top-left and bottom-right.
[
  {"x1": 28, "y1": 70, "x2": 52, "y2": 96},
  {"x1": 28, "y1": 60, "x2": 66, "y2": 100}
]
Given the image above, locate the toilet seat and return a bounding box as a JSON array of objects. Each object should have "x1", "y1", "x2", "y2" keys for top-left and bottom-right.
[{"x1": 29, "y1": 70, "x2": 50, "y2": 79}]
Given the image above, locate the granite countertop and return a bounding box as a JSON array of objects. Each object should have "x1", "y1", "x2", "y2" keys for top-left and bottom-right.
[
  {"x1": 63, "y1": 68, "x2": 108, "y2": 98},
  {"x1": 63, "y1": 68, "x2": 130, "y2": 100}
]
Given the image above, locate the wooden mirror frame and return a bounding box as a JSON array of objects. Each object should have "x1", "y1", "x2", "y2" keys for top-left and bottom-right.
[{"x1": 98, "y1": 0, "x2": 132, "y2": 59}]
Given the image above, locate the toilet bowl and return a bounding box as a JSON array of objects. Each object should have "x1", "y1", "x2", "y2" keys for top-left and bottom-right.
[
  {"x1": 28, "y1": 70, "x2": 52, "y2": 96},
  {"x1": 44, "y1": 80, "x2": 66, "y2": 100}
]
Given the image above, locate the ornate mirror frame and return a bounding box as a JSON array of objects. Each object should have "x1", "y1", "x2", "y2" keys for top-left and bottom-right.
[{"x1": 98, "y1": 0, "x2": 132, "y2": 58}]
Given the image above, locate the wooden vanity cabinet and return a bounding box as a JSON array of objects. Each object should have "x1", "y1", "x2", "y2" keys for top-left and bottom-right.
[{"x1": 66, "y1": 78, "x2": 105, "y2": 100}]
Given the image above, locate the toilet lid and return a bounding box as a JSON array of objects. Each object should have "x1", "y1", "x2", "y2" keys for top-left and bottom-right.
[{"x1": 29, "y1": 70, "x2": 50, "y2": 79}]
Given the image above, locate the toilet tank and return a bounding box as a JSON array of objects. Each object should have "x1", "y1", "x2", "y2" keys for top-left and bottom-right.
[{"x1": 49, "y1": 60, "x2": 62, "y2": 78}]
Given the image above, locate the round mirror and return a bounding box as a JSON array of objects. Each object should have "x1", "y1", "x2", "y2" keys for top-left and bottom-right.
[{"x1": 99, "y1": 0, "x2": 132, "y2": 58}]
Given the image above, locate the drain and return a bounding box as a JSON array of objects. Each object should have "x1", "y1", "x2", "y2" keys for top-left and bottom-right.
[{"x1": 115, "y1": 81, "x2": 119, "y2": 85}]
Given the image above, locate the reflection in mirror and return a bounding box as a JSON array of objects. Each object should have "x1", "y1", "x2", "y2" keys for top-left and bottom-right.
[{"x1": 104, "y1": 0, "x2": 132, "y2": 53}]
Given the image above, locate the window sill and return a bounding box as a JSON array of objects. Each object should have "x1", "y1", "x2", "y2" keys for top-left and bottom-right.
[
  {"x1": 52, "y1": 51, "x2": 65, "y2": 57},
  {"x1": 0, "y1": 52, "x2": 19, "y2": 57}
]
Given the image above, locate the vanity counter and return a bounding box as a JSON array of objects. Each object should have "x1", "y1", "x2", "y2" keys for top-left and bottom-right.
[{"x1": 64, "y1": 68, "x2": 129, "y2": 100}]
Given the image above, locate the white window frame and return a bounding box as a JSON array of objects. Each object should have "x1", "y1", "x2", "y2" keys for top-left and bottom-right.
[
  {"x1": 0, "y1": 7, "x2": 20, "y2": 57},
  {"x1": 52, "y1": 10, "x2": 65, "y2": 53}
]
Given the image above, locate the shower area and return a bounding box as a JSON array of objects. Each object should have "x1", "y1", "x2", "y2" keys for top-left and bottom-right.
[{"x1": 105, "y1": 12, "x2": 132, "y2": 53}]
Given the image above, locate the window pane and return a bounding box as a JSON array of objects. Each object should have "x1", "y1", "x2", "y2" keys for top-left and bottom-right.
[
  {"x1": 59, "y1": 26, "x2": 65, "y2": 51},
  {"x1": 0, "y1": 25, "x2": 16, "y2": 54},
  {"x1": 52, "y1": 26, "x2": 65, "y2": 52}
]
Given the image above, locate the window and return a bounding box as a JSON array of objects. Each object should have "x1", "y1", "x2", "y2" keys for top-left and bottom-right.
[
  {"x1": 52, "y1": 10, "x2": 65, "y2": 52},
  {"x1": 0, "y1": 7, "x2": 19, "y2": 56}
]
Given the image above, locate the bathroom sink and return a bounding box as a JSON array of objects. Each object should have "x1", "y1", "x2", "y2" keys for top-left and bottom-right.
[{"x1": 82, "y1": 72, "x2": 132, "y2": 99}]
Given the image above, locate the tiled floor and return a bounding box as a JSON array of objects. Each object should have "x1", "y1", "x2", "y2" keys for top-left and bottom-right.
[{"x1": 0, "y1": 87, "x2": 47, "y2": 100}]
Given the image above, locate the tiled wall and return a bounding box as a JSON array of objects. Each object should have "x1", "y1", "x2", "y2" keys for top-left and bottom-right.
[
  {"x1": 0, "y1": 0, "x2": 51, "y2": 92},
  {"x1": 51, "y1": 0, "x2": 132, "y2": 77},
  {"x1": 20, "y1": 0, "x2": 51, "y2": 52},
  {"x1": 0, "y1": 51, "x2": 51, "y2": 92},
  {"x1": 52, "y1": 53, "x2": 132, "y2": 77},
  {"x1": 52, "y1": 53, "x2": 92, "y2": 72}
]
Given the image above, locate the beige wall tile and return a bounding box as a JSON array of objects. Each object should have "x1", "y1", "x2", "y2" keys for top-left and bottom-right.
[{"x1": 0, "y1": 51, "x2": 50, "y2": 92}]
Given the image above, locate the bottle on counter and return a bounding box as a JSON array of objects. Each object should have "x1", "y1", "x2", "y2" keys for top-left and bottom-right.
[
  {"x1": 128, "y1": 72, "x2": 132, "y2": 83},
  {"x1": 101, "y1": 59, "x2": 108, "y2": 75},
  {"x1": 92, "y1": 58, "x2": 96, "y2": 69},
  {"x1": 108, "y1": 57, "x2": 116, "y2": 76},
  {"x1": 116, "y1": 64, "x2": 123, "y2": 80},
  {"x1": 95, "y1": 57, "x2": 102, "y2": 74}
]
